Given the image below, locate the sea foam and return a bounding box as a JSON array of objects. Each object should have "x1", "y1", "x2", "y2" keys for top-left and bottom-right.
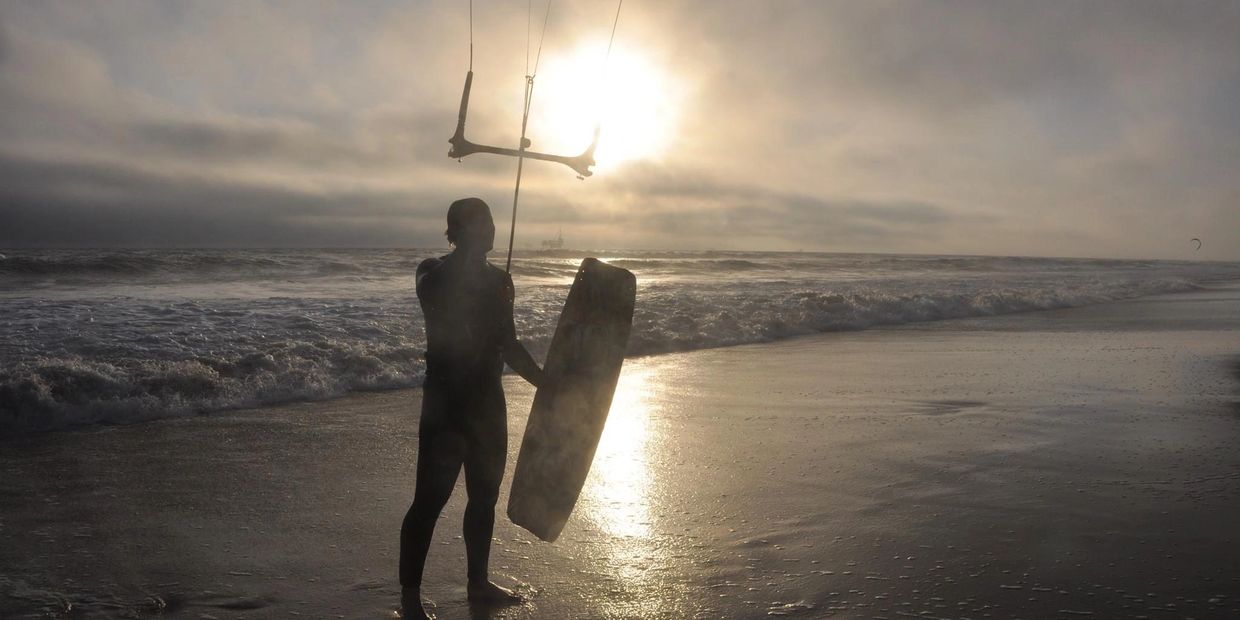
[{"x1": 2, "y1": 249, "x2": 1238, "y2": 434}]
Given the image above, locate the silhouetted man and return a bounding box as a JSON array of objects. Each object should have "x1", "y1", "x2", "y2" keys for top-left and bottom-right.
[{"x1": 400, "y1": 197, "x2": 544, "y2": 619}]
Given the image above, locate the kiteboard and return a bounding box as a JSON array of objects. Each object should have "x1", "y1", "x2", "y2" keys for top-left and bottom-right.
[{"x1": 507, "y1": 258, "x2": 636, "y2": 542}]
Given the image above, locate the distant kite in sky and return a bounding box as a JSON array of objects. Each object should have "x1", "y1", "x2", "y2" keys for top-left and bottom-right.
[{"x1": 1191, "y1": 238, "x2": 1202, "y2": 251}]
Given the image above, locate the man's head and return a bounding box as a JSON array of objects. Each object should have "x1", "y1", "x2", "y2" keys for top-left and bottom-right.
[{"x1": 446, "y1": 197, "x2": 495, "y2": 253}]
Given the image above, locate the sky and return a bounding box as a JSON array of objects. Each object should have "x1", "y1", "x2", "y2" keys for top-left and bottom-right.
[{"x1": 0, "y1": 1, "x2": 1237, "y2": 259}]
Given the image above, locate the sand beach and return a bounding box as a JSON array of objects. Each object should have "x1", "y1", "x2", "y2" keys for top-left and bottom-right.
[{"x1": 3, "y1": 283, "x2": 1239, "y2": 619}]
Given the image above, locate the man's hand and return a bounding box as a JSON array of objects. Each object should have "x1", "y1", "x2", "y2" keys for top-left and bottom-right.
[{"x1": 504, "y1": 339, "x2": 545, "y2": 388}]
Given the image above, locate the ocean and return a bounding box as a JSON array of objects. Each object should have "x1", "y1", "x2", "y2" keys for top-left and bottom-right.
[
  {"x1": 4, "y1": 249, "x2": 1240, "y2": 619},
  {"x1": 3, "y1": 248, "x2": 1239, "y2": 435}
]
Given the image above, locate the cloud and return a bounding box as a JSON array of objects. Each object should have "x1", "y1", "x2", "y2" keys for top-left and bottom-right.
[
  {"x1": 0, "y1": 151, "x2": 454, "y2": 247},
  {"x1": 0, "y1": 1, "x2": 1237, "y2": 258},
  {"x1": 496, "y1": 162, "x2": 982, "y2": 252},
  {"x1": 0, "y1": 20, "x2": 9, "y2": 64}
]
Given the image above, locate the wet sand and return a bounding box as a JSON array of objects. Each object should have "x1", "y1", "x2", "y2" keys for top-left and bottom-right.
[{"x1": 3, "y1": 285, "x2": 1240, "y2": 619}]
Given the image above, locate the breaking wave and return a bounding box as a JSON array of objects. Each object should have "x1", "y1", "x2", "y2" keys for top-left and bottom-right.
[
  {"x1": 1, "y1": 344, "x2": 422, "y2": 435},
  {"x1": 3, "y1": 248, "x2": 1238, "y2": 435}
]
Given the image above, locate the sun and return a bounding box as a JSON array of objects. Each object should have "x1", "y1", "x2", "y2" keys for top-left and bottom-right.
[{"x1": 527, "y1": 42, "x2": 680, "y2": 171}]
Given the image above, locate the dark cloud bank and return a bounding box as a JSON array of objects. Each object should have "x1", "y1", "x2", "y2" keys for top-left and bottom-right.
[{"x1": 1, "y1": 2, "x2": 1237, "y2": 258}]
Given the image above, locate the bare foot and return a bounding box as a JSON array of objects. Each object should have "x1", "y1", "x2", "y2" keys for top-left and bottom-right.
[
  {"x1": 466, "y1": 580, "x2": 522, "y2": 606},
  {"x1": 400, "y1": 588, "x2": 434, "y2": 620}
]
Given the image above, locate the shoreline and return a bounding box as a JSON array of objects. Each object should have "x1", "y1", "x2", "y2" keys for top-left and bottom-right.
[
  {"x1": 2, "y1": 283, "x2": 1240, "y2": 618},
  {"x1": 7, "y1": 278, "x2": 1240, "y2": 440}
]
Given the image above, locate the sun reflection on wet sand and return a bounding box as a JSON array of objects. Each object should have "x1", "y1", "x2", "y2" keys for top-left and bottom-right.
[
  {"x1": 586, "y1": 366, "x2": 653, "y2": 539},
  {"x1": 577, "y1": 363, "x2": 671, "y2": 616}
]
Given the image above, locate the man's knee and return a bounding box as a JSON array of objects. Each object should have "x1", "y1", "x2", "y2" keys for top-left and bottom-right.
[
  {"x1": 410, "y1": 467, "x2": 459, "y2": 518},
  {"x1": 465, "y1": 481, "x2": 500, "y2": 510},
  {"x1": 417, "y1": 483, "x2": 455, "y2": 509},
  {"x1": 466, "y1": 462, "x2": 505, "y2": 505}
]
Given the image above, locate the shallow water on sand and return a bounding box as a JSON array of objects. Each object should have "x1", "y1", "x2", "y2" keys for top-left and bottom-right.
[{"x1": 2, "y1": 286, "x2": 1239, "y2": 618}]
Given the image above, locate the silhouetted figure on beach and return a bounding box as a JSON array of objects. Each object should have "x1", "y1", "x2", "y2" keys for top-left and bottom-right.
[{"x1": 400, "y1": 197, "x2": 545, "y2": 619}]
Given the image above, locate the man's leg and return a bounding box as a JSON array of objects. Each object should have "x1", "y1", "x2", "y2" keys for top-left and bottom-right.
[
  {"x1": 462, "y1": 410, "x2": 520, "y2": 605},
  {"x1": 400, "y1": 423, "x2": 465, "y2": 593}
]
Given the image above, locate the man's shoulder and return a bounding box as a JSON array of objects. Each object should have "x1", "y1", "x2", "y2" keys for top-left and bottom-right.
[
  {"x1": 484, "y1": 262, "x2": 513, "y2": 284},
  {"x1": 417, "y1": 255, "x2": 449, "y2": 276},
  {"x1": 484, "y1": 263, "x2": 514, "y2": 303}
]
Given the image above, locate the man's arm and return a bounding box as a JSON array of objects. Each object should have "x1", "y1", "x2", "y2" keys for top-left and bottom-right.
[
  {"x1": 504, "y1": 339, "x2": 545, "y2": 388},
  {"x1": 500, "y1": 274, "x2": 546, "y2": 387},
  {"x1": 415, "y1": 257, "x2": 442, "y2": 299}
]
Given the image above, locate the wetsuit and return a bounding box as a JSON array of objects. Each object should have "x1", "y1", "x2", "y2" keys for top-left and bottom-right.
[{"x1": 400, "y1": 252, "x2": 528, "y2": 588}]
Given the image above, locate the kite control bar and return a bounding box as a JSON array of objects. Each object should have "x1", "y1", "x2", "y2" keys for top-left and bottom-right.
[{"x1": 448, "y1": 71, "x2": 598, "y2": 178}]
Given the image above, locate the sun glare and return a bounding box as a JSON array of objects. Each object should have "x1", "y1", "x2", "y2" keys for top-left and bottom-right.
[
  {"x1": 586, "y1": 366, "x2": 653, "y2": 539},
  {"x1": 529, "y1": 42, "x2": 679, "y2": 171}
]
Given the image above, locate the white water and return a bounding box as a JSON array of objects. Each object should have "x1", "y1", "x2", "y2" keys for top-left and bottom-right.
[{"x1": 3, "y1": 249, "x2": 1239, "y2": 434}]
